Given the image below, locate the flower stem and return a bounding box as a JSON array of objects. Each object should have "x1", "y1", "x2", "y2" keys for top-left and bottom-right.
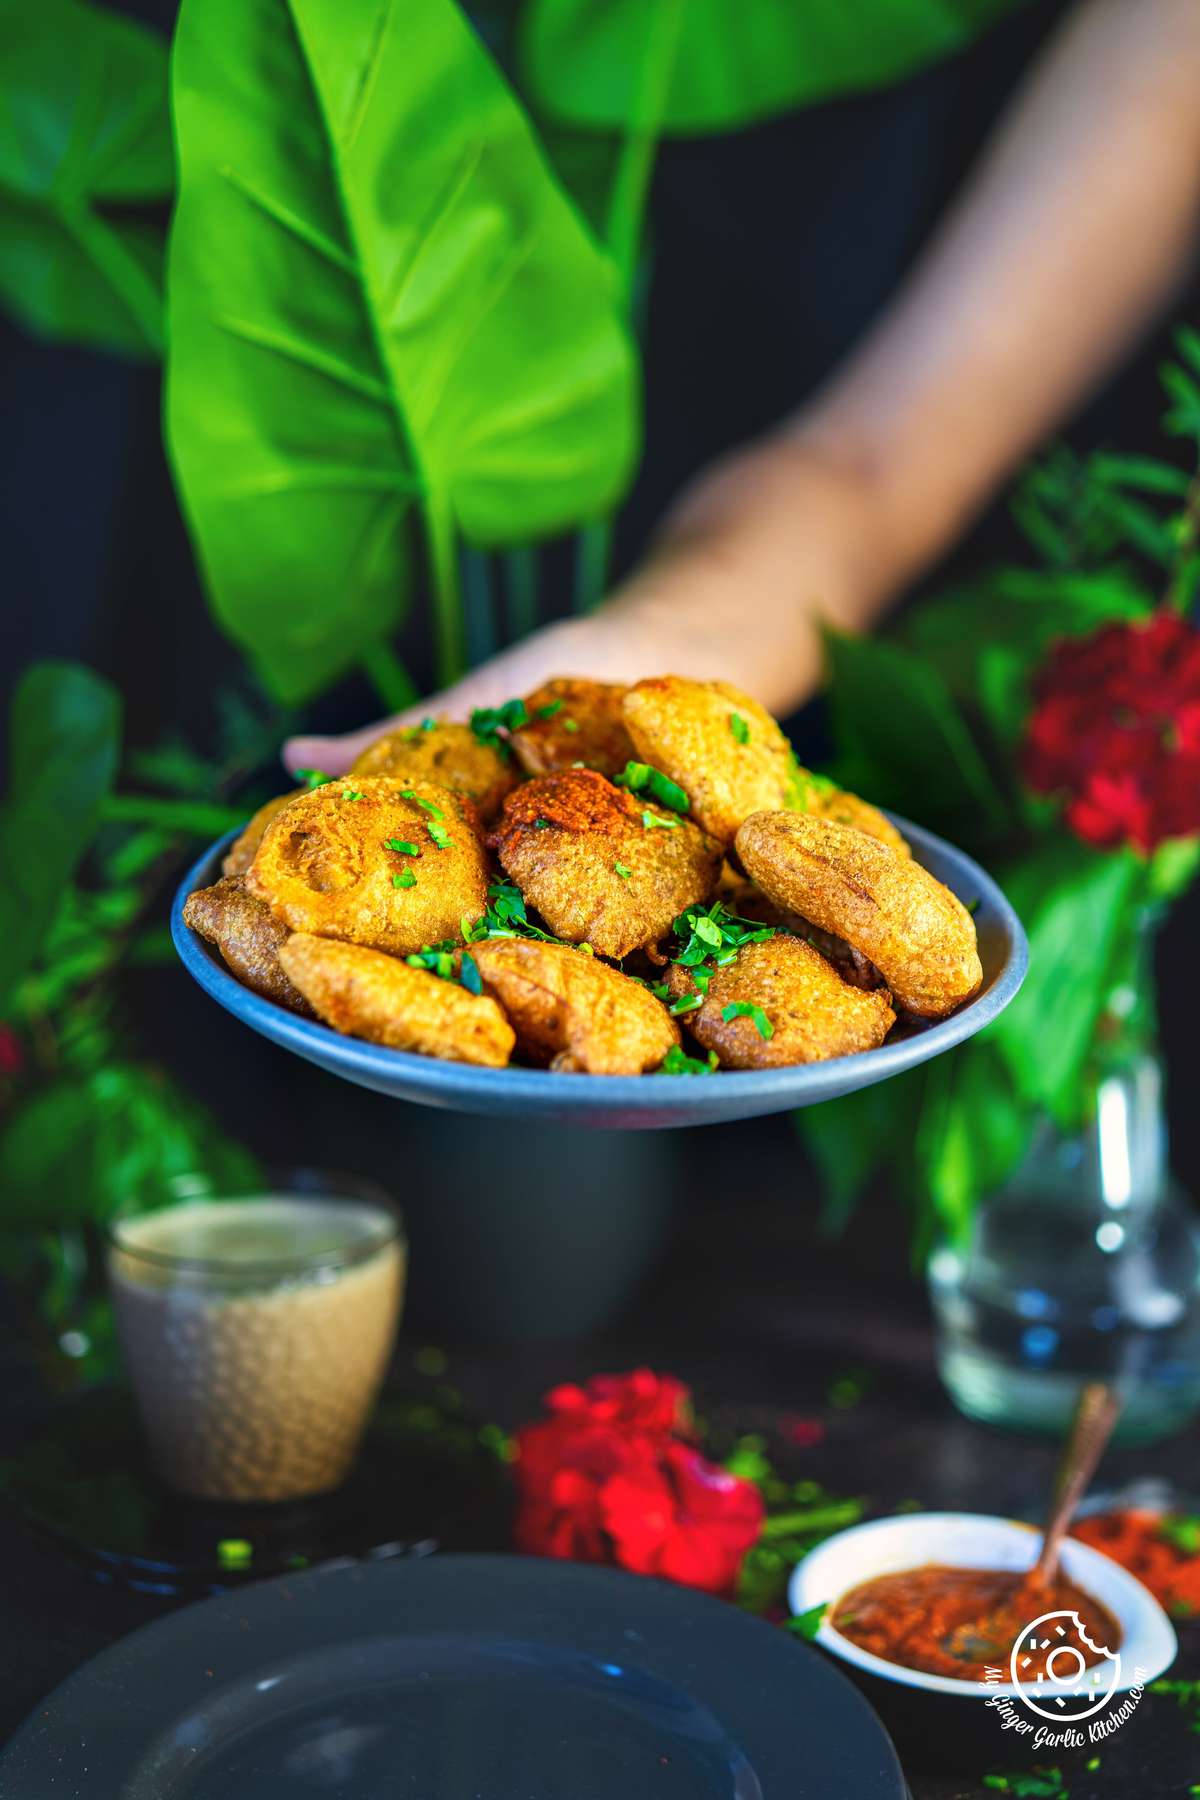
[
  {"x1": 759, "y1": 1501, "x2": 863, "y2": 1541},
  {"x1": 102, "y1": 795, "x2": 248, "y2": 836}
]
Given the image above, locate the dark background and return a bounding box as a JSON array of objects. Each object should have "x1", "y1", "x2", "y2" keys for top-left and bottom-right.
[{"x1": 4, "y1": 0, "x2": 1199, "y2": 1325}]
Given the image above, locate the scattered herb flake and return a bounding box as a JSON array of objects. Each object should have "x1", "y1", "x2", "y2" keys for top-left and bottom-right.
[
  {"x1": 387, "y1": 839, "x2": 420, "y2": 855},
  {"x1": 669, "y1": 993, "x2": 704, "y2": 1016},
  {"x1": 393, "y1": 869, "x2": 417, "y2": 889},
  {"x1": 460, "y1": 952, "x2": 482, "y2": 995},
  {"x1": 470, "y1": 698, "x2": 529, "y2": 749},
  {"x1": 657, "y1": 1044, "x2": 719, "y2": 1075},
  {"x1": 427, "y1": 822, "x2": 453, "y2": 850},
  {"x1": 642, "y1": 809, "x2": 680, "y2": 831},
  {"x1": 614, "y1": 861, "x2": 632, "y2": 879},
  {"x1": 721, "y1": 1001, "x2": 773, "y2": 1039},
  {"x1": 562, "y1": 717, "x2": 579, "y2": 733},
  {"x1": 401, "y1": 789, "x2": 444, "y2": 818},
  {"x1": 217, "y1": 1538, "x2": 253, "y2": 1571},
  {"x1": 536, "y1": 699, "x2": 563, "y2": 719},
  {"x1": 729, "y1": 712, "x2": 750, "y2": 745},
  {"x1": 295, "y1": 768, "x2": 332, "y2": 789},
  {"x1": 341, "y1": 789, "x2": 362, "y2": 802},
  {"x1": 616, "y1": 760, "x2": 689, "y2": 812},
  {"x1": 534, "y1": 817, "x2": 550, "y2": 830},
  {"x1": 786, "y1": 1601, "x2": 827, "y2": 1641}
]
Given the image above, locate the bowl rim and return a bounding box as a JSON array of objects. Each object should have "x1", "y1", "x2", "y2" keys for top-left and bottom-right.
[
  {"x1": 170, "y1": 812, "x2": 1028, "y2": 1114},
  {"x1": 789, "y1": 1510, "x2": 1178, "y2": 1700}
]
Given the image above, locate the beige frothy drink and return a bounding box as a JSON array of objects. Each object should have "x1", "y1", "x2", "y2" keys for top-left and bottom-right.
[{"x1": 109, "y1": 1197, "x2": 405, "y2": 1502}]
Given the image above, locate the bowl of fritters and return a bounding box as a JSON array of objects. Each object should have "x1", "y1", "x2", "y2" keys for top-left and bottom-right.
[{"x1": 172, "y1": 676, "x2": 1027, "y2": 1129}]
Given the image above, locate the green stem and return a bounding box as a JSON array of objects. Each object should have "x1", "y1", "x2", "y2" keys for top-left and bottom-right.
[
  {"x1": 359, "y1": 639, "x2": 418, "y2": 713},
  {"x1": 61, "y1": 203, "x2": 164, "y2": 356},
  {"x1": 425, "y1": 497, "x2": 465, "y2": 688},
  {"x1": 102, "y1": 795, "x2": 248, "y2": 836},
  {"x1": 461, "y1": 546, "x2": 498, "y2": 665},
  {"x1": 505, "y1": 545, "x2": 539, "y2": 641},
  {"x1": 1164, "y1": 471, "x2": 1200, "y2": 613},
  {"x1": 604, "y1": 0, "x2": 683, "y2": 306},
  {"x1": 573, "y1": 518, "x2": 613, "y2": 615},
  {"x1": 759, "y1": 1501, "x2": 864, "y2": 1541}
]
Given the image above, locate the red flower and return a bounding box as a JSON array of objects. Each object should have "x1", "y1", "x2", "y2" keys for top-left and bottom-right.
[
  {"x1": 542, "y1": 1367, "x2": 692, "y2": 1438},
  {"x1": 511, "y1": 1368, "x2": 763, "y2": 1594},
  {"x1": 0, "y1": 1026, "x2": 22, "y2": 1076},
  {"x1": 1022, "y1": 609, "x2": 1200, "y2": 852},
  {"x1": 602, "y1": 1442, "x2": 765, "y2": 1595}
]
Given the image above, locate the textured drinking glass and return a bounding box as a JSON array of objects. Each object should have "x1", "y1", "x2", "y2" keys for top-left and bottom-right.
[{"x1": 107, "y1": 1171, "x2": 405, "y2": 1502}]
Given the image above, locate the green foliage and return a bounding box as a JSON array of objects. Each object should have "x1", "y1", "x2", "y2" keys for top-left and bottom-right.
[
  {"x1": 824, "y1": 630, "x2": 1012, "y2": 845},
  {"x1": 0, "y1": 0, "x2": 171, "y2": 355},
  {"x1": 989, "y1": 845, "x2": 1142, "y2": 1126},
  {"x1": 0, "y1": 663, "x2": 121, "y2": 1021},
  {"x1": 913, "y1": 1040, "x2": 1029, "y2": 1248},
  {"x1": 166, "y1": 0, "x2": 639, "y2": 702},
  {"x1": 0, "y1": 1063, "x2": 257, "y2": 1231},
  {"x1": 796, "y1": 1070, "x2": 921, "y2": 1235},
  {"x1": 519, "y1": 0, "x2": 1024, "y2": 136}
]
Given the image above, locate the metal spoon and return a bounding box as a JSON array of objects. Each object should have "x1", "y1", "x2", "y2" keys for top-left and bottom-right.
[{"x1": 941, "y1": 1380, "x2": 1121, "y2": 1664}]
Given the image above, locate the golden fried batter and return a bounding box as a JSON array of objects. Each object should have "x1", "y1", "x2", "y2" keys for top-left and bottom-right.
[
  {"x1": 622, "y1": 675, "x2": 796, "y2": 847},
  {"x1": 489, "y1": 769, "x2": 721, "y2": 959},
  {"x1": 349, "y1": 721, "x2": 517, "y2": 823},
  {"x1": 182, "y1": 877, "x2": 313, "y2": 1016},
  {"x1": 736, "y1": 812, "x2": 982, "y2": 1019},
  {"x1": 791, "y1": 774, "x2": 911, "y2": 856},
  {"x1": 278, "y1": 934, "x2": 514, "y2": 1066},
  {"x1": 246, "y1": 777, "x2": 489, "y2": 958},
  {"x1": 510, "y1": 678, "x2": 635, "y2": 779},
  {"x1": 716, "y1": 866, "x2": 885, "y2": 990},
  {"x1": 471, "y1": 939, "x2": 679, "y2": 1074},
  {"x1": 668, "y1": 935, "x2": 895, "y2": 1068},
  {"x1": 223, "y1": 792, "x2": 302, "y2": 878}
]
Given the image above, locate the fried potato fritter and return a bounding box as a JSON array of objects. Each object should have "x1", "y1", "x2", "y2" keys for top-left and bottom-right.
[
  {"x1": 622, "y1": 675, "x2": 795, "y2": 847},
  {"x1": 223, "y1": 792, "x2": 302, "y2": 878},
  {"x1": 489, "y1": 769, "x2": 721, "y2": 959},
  {"x1": 716, "y1": 867, "x2": 885, "y2": 990},
  {"x1": 278, "y1": 934, "x2": 514, "y2": 1066},
  {"x1": 736, "y1": 812, "x2": 982, "y2": 1019},
  {"x1": 246, "y1": 777, "x2": 489, "y2": 957},
  {"x1": 510, "y1": 677, "x2": 635, "y2": 779},
  {"x1": 668, "y1": 935, "x2": 895, "y2": 1068},
  {"x1": 792, "y1": 775, "x2": 911, "y2": 856},
  {"x1": 182, "y1": 877, "x2": 313, "y2": 1016},
  {"x1": 349, "y1": 721, "x2": 517, "y2": 823},
  {"x1": 471, "y1": 939, "x2": 679, "y2": 1074}
]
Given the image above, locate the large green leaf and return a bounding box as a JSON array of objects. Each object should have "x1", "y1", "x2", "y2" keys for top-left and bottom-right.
[
  {"x1": 990, "y1": 842, "x2": 1142, "y2": 1126},
  {"x1": 0, "y1": 662, "x2": 121, "y2": 1019},
  {"x1": 519, "y1": 0, "x2": 1026, "y2": 136},
  {"x1": 914, "y1": 1040, "x2": 1029, "y2": 1246},
  {"x1": 166, "y1": 0, "x2": 639, "y2": 701},
  {"x1": 824, "y1": 630, "x2": 1012, "y2": 848},
  {"x1": 0, "y1": 0, "x2": 170, "y2": 355}
]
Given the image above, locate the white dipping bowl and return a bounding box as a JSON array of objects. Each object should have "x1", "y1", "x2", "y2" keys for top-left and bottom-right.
[{"x1": 789, "y1": 1512, "x2": 1177, "y2": 1767}]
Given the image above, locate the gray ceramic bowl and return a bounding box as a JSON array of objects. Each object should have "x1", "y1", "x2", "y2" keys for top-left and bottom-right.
[{"x1": 171, "y1": 815, "x2": 1027, "y2": 1130}]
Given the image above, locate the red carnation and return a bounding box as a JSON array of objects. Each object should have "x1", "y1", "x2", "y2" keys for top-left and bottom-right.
[
  {"x1": 512, "y1": 1369, "x2": 763, "y2": 1594},
  {"x1": 1022, "y1": 609, "x2": 1200, "y2": 852}
]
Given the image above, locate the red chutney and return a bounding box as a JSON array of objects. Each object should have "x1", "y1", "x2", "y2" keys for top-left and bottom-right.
[
  {"x1": 1071, "y1": 1507, "x2": 1200, "y2": 1618},
  {"x1": 830, "y1": 1563, "x2": 1122, "y2": 1683}
]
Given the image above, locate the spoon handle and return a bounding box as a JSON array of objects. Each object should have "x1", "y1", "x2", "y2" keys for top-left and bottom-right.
[{"x1": 1034, "y1": 1381, "x2": 1121, "y2": 1586}]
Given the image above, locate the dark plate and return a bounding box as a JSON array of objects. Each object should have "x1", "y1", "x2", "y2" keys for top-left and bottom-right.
[
  {"x1": 172, "y1": 816, "x2": 1026, "y2": 1130},
  {"x1": 2, "y1": 1552, "x2": 908, "y2": 1798}
]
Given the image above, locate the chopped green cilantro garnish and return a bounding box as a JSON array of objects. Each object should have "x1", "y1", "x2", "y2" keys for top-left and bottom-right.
[
  {"x1": 786, "y1": 1602, "x2": 827, "y2": 1642},
  {"x1": 407, "y1": 943, "x2": 457, "y2": 979},
  {"x1": 671, "y1": 901, "x2": 774, "y2": 968},
  {"x1": 721, "y1": 1001, "x2": 774, "y2": 1039},
  {"x1": 460, "y1": 952, "x2": 482, "y2": 996},
  {"x1": 295, "y1": 768, "x2": 332, "y2": 789},
  {"x1": 420, "y1": 717, "x2": 436, "y2": 731},
  {"x1": 387, "y1": 839, "x2": 419, "y2": 855},
  {"x1": 462, "y1": 880, "x2": 569, "y2": 947},
  {"x1": 562, "y1": 717, "x2": 580, "y2": 733},
  {"x1": 393, "y1": 869, "x2": 417, "y2": 889},
  {"x1": 536, "y1": 699, "x2": 563, "y2": 719},
  {"x1": 614, "y1": 861, "x2": 632, "y2": 879},
  {"x1": 657, "y1": 1045, "x2": 719, "y2": 1076},
  {"x1": 669, "y1": 993, "x2": 704, "y2": 1016},
  {"x1": 729, "y1": 712, "x2": 750, "y2": 745},
  {"x1": 534, "y1": 817, "x2": 550, "y2": 829},
  {"x1": 427, "y1": 821, "x2": 452, "y2": 850},
  {"x1": 692, "y1": 967, "x2": 712, "y2": 994},
  {"x1": 617, "y1": 760, "x2": 690, "y2": 813},
  {"x1": 217, "y1": 1538, "x2": 253, "y2": 1570},
  {"x1": 650, "y1": 981, "x2": 670, "y2": 1001},
  {"x1": 642, "y1": 809, "x2": 681, "y2": 831},
  {"x1": 470, "y1": 698, "x2": 529, "y2": 752},
  {"x1": 401, "y1": 789, "x2": 444, "y2": 818},
  {"x1": 341, "y1": 789, "x2": 362, "y2": 802}
]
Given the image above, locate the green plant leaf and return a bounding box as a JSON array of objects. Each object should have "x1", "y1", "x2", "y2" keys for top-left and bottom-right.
[
  {"x1": 1090, "y1": 454, "x2": 1191, "y2": 498},
  {"x1": 914, "y1": 1040, "x2": 1030, "y2": 1245},
  {"x1": 166, "y1": 0, "x2": 639, "y2": 701},
  {"x1": 519, "y1": 0, "x2": 1023, "y2": 135},
  {"x1": 0, "y1": 662, "x2": 121, "y2": 1019},
  {"x1": 990, "y1": 843, "x2": 1142, "y2": 1126},
  {"x1": 824, "y1": 630, "x2": 1011, "y2": 844},
  {"x1": 0, "y1": 1064, "x2": 258, "y2": 1230},
  {"x1": 0, "y1": 0, "x2": 170, "y2": 355},
  {"x1": 796, "y1": 1070, "x2": 922, "y2": 1234}
]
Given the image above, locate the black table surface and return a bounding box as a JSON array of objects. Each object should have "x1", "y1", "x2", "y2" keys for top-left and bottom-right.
[{"x1": 1, "y1": 1170, "x2": 1196, "y2": 1799}]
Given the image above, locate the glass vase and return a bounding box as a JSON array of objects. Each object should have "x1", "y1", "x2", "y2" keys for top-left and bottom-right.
[{"x1": 928, "y1": 913, "x2": 1200, "y2": 1445}]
